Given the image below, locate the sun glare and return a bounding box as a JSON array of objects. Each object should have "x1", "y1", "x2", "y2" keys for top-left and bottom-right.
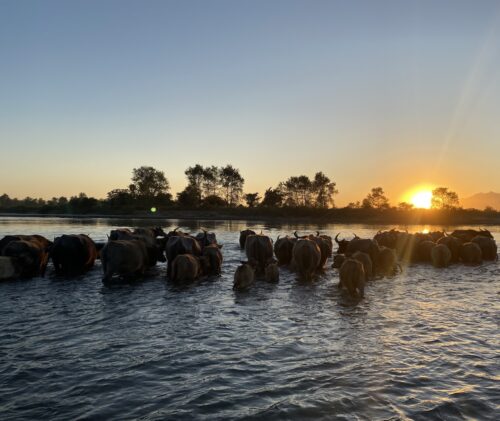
[{"x1": 411, "y1": 191, "x2": 432, "y2": 209}]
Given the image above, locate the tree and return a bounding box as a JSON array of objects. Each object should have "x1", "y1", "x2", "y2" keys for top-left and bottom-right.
[
  {"x1": 201, "y1": 166, "x2": 220, "y2": 198},
  {"x1": 362, "y1": 187, "x2": 390, "y2": 209},
  {"x1": 129, "y1": 166, "x2": 170, "y2": 199},
  {"x1": 244, "y1": 193, "x2": 260, "y2": 208},
  {"x1": 176, "y1": 185, "x2": 202, "y2": 208},
  {"x1": 312, "y1": 172, "x2": 338, "y2": 208},
  {"x1": 184, "y1": 164, "x2": 204, "y2": 203},
  {"x1": 283, "y1": 176, "x2": 313, "y2": 206},
  {"x1": 398, "y1": 201, "x2": 414, "y2": 211},
  {"x1": 431, "y1": 187, "x2": 459, "y2": 210},
  {"x1": 261, "y1": 187, "x2": 284, "y2": 207},
  {"x1": 220, "y1": 165, "x2": 244, "y2": 206},
  {"x1": 346, "y1": 201, "x2": 361, "y2": 209},
  {"x1": 202, "y1": 194, "x2": 227, "y2": 208},
  {"x1": 107, "y1": 189, "x2": 134, "y2": 207}
]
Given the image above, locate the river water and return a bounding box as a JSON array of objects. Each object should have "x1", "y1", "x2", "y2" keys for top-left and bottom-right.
[{"x1": 0, "y1": 217, "x2": 498, "y2": 420}]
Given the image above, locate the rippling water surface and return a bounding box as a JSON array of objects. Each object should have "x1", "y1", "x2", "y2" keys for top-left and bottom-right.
[{"x1": 0, "y1": 217, "x2": 498, "y2": 420}]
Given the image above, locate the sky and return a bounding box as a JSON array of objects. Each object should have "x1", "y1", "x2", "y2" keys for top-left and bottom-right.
[{"x1": 1, "y1": 0, "x2": 500, "y2": 206}]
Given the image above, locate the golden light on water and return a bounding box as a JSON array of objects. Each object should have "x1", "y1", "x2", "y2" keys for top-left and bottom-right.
[{"x1": 410, "y1": 190, "x2": 432, "y2": 209}]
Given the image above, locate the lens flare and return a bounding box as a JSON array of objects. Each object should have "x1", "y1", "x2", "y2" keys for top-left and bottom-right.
[{"x1": 411, "y1": 191, "x2": 432, "y2": 209}]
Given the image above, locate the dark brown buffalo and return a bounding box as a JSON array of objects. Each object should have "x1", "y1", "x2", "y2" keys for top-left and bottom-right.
[
  {"x1": 101, "y1": 240, "x2": 149, "y2": 282},
  {"x1": 451, "y1": 229, "x2": 493, "y2": 243},
  {"x1": 471, "y1": 236, "x2": 497, "y2": 261},
  {"x1": 3, "y1": 238, "x2": 51, "y2": 278},
  {"x1": 245, "y1": 234, "x2": 273, "y2": 274},
  {"x1": 431, "y1": 244, "x2": 452, "y2": 268},
  {"x1": 109, "y1": 228, "x2": 166, "y2": 267},
  {"x1": 264, "y1": 262, "x2": 279, "y2": 283},
  {"x1": 415, "y1": 240, "x2": 435, "y2": 263},
  {"x1": 332, "y1": 254, "x2": 346, "y2": 269},
  {"x1": 292, "y1": 239, "x2": 321, "y2": 280},
  {"x1": 50, "y1": 234, "x2": 98, "y2": 275},
  {"x1": 376, "y1": 246, "x2": 399, "y2": 276},
  {"x1": 202, "y1": 243, "x2": 223, "y2": 275},
  {"x1": 338, "y1": 258, "x2": 365, "y2": 298},
  {"x1": 373, "y1": 229, "x2": 400, "y2": 249},
  {"x1": 171, "y1": 254, "x2": 204, "y2": 283},
  {"x1": 0, "y1": 234, "x2": 52, "y2": 256},
  {"x1": 274, "y1": 235, "x2": 295, "y2": 266},
  {"x1": 233, "y1": 262, "x2": 256, "y2": 290},
  {"x1": 294, "y1": 232, "x2": 330, "y2": 269},
  {"x1": 459, "y1": 242, "x2": 482, "y2": 265},
  {"x1": 334, "y1": 233, "x2": 351, "y2": 254},
  {"x1": 195, "y1": 230, "x2": 218, "y2": 249},
  {"x1": 165, "y1": 235, "x2": 202, "y2": 278},
  {"x1": 0, "y1": 256, "x2": 17, "y2": 280},
  {"x1": 352, "y1": 251, "x2": 373, "y2": 281},
  {"x1": 345, "y1": 238, "x2": 380, "y2": 270},
  {"x1": 436, "y1": 236, "x2": 461, "y2": 263},
  {"x1": 239, "y1": 229, "x2": 256, "y2": 249}
]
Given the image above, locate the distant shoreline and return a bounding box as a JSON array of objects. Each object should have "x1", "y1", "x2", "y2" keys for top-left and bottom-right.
[{"x1": 1, "y1": 209, "x2": 499, "y2": 226}]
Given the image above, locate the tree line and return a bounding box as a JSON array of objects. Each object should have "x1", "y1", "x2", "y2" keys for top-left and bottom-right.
[{"x1": 0, "y1": 165, "x2": 493, "y2": 215}]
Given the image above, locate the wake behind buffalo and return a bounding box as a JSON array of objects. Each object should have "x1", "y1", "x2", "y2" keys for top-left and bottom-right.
[{"x1": 0, "y1": 227, "x2": 497, "y2": 298}]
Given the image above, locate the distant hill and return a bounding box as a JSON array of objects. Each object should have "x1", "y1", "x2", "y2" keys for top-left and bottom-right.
[{"x1": 461, "y1": 192, "x2": 500, "y2": 210}]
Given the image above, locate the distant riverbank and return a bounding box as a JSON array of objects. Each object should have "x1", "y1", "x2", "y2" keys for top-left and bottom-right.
[{"x1": 1, "y1": 207, "x2": 499, "y2": 226}]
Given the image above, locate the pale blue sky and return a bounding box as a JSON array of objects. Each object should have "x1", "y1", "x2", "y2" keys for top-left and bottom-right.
[{"x1": 1, "y1": 0, "x2": 499, "y2": 205}]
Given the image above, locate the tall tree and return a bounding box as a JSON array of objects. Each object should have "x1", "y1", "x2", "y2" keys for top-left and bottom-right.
[
  {"x1": 244, "y1": 193, "x2": 260, "y2": 208},
  {"x1": 201, "y1": 166, "x2": 220, "y2": 198},
  {"x1": 261, "y1": 187, "x2": 284, "y2": 207},
  {"x1": 312, "y1": 172, "x2": 338, "y2": 208},
  {"x1": 184, "y1": 164, "x2": 204, "y2": 203},
  {"x1": 284, "y1": 176, "x2": 313, "y2": 206},
  {"x1": 129, "y1": 166, "x2": 170, "y2": 199},
  {"x1": 220, "y1": 165, "x2": 244, "y2": 206},
  {"x1": 362, "y1": 187, "x2": 390, "y2": 209},
  {"x1": 431, "y1": 187, "x2": 459, "y2": 209}
]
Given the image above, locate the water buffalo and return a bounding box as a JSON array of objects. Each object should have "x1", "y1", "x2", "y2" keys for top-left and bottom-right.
[
  {"x1": 0, "y1": 235, "x2": 52, "y2": 256},
  {"x1": 274, "y1": 235, "x2": 295, "y2": 266},
  {"x1": 233, "y1": 262, "x2": 256, "y2": 290},
  {"x1": 239, "y1": 229, "x2": 256, "y2": 249},
  {"x1": 195, "y1": 229, "x2": 218, "y2": 249},
  {"x1": 471, "y1": 236, "x2": 497, "y2": 261},
  {"x1": 245, "y1": 234, "x2": 273, "y2": 274},
  {"x1": 376, "y1": 246, "x2": 399, "y2": 276},
  {"x1": 437, "y1": 235, "x2": 461, "y2": 263},
  {"x1": 292, "y1": 239, "x2": 321, "y2": 280},
  {"x1": 109, "y1": 228, "x2": 166, "y2": 266},
  {"x1": 334, "y1": 233, "x2": 351, "y2": 254},
  {"x1": 0, "y1": 256, "x2": 16, "y2": 280},
  {"x1": 415, "y1": 240, "x2": 435, "y2": 263},
  {"x1": 101, "y1": 240, "x2": 149, "y2": 283},
  {"x1": 170, "y1": 254, "x2": 204, "y2": 283},
  {"x1": 316, "y1": 232, "x2": 333, "y2": 257},
  {"x1": 451, "y1": 229, "x2": 493, "y2": 243},
  {"x1": 431, "y1": 244, "x2": 452, "y2": 268},
  {"x1": 202, "y1": 243, "x2": 223, "y2": 275},
  {"x1": 264, "y1": 262, "x2": 279, "y2": 283},
  {"x1": 346, "y1": 238, "x2": 380, "y2": 270},
  {"x1": 294, "y1": 232, "x2": 330, "y2": 269},
  {"x1": 165, "y1": 235, "x2": 202, "y2": 278},
  {"x1": 3, "y1": 238, "x2": 51, "y2": 278},
  {"x1": 50, "y1": 234, "x2": 98, "y2": 275},
  {"x1": 459, "y1": 242, "x2": 482, "y2": 265},
  {"x1": 352, "y1": 251, "x2": 373, "y2": 281},
  {"x1": 332, "y1": 254, "x2": 346, "y2": 269},
  {"x1": 338, "y1": 258, "x2": 365, "y2": 298},
  {"x1": 373, "y1": 229, "x2": 400, "y2": 249}
]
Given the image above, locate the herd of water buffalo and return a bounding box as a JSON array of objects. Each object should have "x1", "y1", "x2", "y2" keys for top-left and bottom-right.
[{"x1": 0, "y1": 227, "x2": 497, "y2": 298}]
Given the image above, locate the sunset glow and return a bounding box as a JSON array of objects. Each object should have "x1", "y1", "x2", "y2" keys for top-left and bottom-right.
[{"x1": 411, "y1": 191, "x2": 433, "y2": 209}]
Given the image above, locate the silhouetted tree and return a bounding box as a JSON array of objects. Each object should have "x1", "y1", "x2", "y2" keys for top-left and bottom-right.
[
  {"x1": 176, "y1": 185, "x2": 201, "y2": 208},
  {"x1": 184, "y1": 164, "x2": 204, "y2": 204},
  {"x1": 129, "y1": 166, "x2": 171, "y2": 200},
  {"x1": 283, "y1": 176, "x2": 312, "y2": 206},
  {"x1": 312, "y1": 172, "x2": 338, "y2": 208},
  {"x1": 201, "y1": 166, "x2": 220, "y2": 198},
  {"x1": 201, "y1": 194, "x2": 227, "y2": 208},
  {"x1": 362, "y1": 187, "x2": 390, "y2": 209},
  {"x1": 220, "y1": 165, "x2": 244, "y2": 206},
  {"x1": 107, "y1": 189, "x2": 134, "y2": 207},
  {"x1": 244, "y1": 193, "x2": 260, "y2": 208},
  {"x1": 431, "y1": 187, "x2": 459, "y2": 210},
  {"x1": 398, "y1": 202, "x2": 414, "y2": 211},
  {"x1": 260, "y1": 187, "x2": 284, "y2": 207}
]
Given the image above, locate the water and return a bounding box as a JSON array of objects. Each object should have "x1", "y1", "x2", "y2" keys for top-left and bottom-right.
[{"x1": 0, "y1": 217, "x2": 498, "y2": 420}]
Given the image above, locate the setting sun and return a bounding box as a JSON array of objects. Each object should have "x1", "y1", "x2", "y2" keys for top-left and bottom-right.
[{"x1": 411, "y1": 191, "x2": 433, "y2": 209}]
